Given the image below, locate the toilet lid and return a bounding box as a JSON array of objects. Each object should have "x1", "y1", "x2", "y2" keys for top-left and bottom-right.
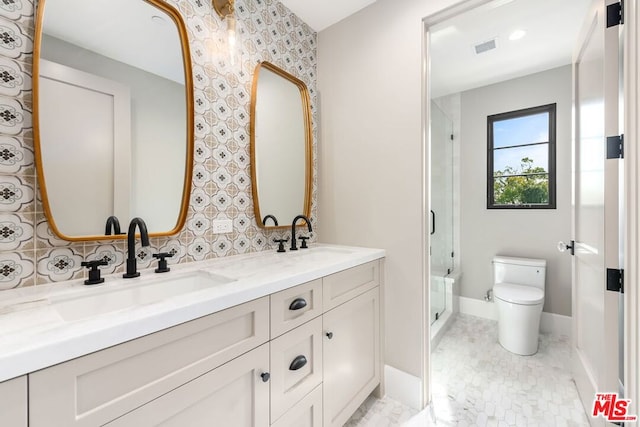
[{"x1": 493, "y1": 282, "x2": 544, "y2": 305}]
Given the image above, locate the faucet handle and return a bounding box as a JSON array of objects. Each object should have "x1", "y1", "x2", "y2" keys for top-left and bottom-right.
[
  {"x1": 273, "y1": 238, "x2": 289, "y2": 253},
  {"x1": 298, "y1": 236, "x2": 310, "y2": 249},
  {"x1": 81, "y1": 260, "x2": 108, "y2": 285},
  {"x1": 152, "y1": 252, "x2": 174, "y2": 273}
]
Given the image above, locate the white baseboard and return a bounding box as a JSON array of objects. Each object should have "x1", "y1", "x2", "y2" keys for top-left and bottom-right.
[
  {"x1": 457, "y1": 296, "x2": 572, "y2": 338},
  {"x1": 458, "y1": 295, "x2": 497, "y2": 320},
  {"x1": 539, "y1": 311, "x2": 572, "y2": 337},
  {"x1": 384, "y1": 365, "x2": 422, "y2": 410}
]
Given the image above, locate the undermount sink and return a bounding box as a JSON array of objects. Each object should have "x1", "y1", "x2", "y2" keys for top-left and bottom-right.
[{"x1": 50, "y1": 271, "x2": 234, "y2": 322}]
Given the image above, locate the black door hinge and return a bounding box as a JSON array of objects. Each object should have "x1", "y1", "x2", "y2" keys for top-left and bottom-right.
[
  {"x1": 606, "y1": 134, "x2": 624, "y2": 159},
  {"x1": 607, "y1": 1, "x2": 624, "y2": 28},
  {"x1": 606, "y1": 268, "x2": 624, "y2": 293}
]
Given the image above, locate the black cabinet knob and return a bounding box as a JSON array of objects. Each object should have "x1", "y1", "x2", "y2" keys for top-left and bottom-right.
[
  {"x1": 260, "y1": 372, "x2": 270, "y2": 382},
  {"x1": 289, "y1": 355, "x2": 308, "y2": 371},
  {"x1": 325, "y1": 332, "x2": 333, "y2": 339},
  {"x1": 289, "y1": 298, "x2": 308, "y2": 311}
]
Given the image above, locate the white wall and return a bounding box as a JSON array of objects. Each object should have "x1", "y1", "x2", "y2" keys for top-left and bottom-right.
[
  {"x1": 459, "y1": 65, "x2": 573, "y2": 316},
  {"x1": 317, "y1": 0, "x2": 458, "y2": 383}
]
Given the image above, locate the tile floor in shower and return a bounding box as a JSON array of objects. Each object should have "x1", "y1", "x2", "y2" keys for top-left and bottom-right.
[{"x1": 345, "y1": 314, "x2": 590, "y2": 426}]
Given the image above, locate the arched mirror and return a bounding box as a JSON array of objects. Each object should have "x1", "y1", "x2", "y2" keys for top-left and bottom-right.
[
  {"x1": 33, "y1": 0, "x2": 194, "y2": 241},
  {"x1": 250, "y1": 62, "x2": 312, "y2": 229}
]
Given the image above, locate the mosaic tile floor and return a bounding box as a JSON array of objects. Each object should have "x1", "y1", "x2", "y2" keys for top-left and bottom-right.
[
  {"x1": 344, "y1": 394, "x2": 419, "y2": 426},
  {"x1": 347, "y1": 314, "x2": 590, "y2": 427}
]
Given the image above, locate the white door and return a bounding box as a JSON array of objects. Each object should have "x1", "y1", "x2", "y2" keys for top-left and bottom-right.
[
  {"x1": 39, "y1": 59, "x2": 131, "y2": 236},
  {"x1": 572, "y1": 0, "x2": 622, "y2": 423}
]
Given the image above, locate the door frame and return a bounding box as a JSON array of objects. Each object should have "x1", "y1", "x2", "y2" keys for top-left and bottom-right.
[
  {"x1": 624, "y1": 0, "x2": 639, "y2": 417},
  {"x1": 421, "y1": 0, "x2": 510, "y2": 409},
  {"x1": 420, "y1": 0, "x2": 639, "y2": 416}
]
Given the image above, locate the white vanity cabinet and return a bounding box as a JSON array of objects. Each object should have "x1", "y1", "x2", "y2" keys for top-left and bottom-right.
[
  {"x1": 0, "y1": 376, "x2": 27, "y2": 426},
  {"x1": 23, "y1": 256, "x2": 382, "y2": 427}
]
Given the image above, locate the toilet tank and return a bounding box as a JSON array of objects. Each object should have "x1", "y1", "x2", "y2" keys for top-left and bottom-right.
[{"x1": 492, "y1": 256, "x2": 546, "y2": 289}]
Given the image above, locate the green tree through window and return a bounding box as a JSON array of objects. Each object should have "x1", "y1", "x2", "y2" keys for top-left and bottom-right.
[{"x1": 493, "y1": 157, "x2": 549, "y2": 204}]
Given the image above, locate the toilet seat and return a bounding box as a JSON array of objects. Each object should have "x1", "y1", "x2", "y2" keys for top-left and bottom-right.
[{"x1": 493, "y1": 282, "x2": 544, "y2": 305}]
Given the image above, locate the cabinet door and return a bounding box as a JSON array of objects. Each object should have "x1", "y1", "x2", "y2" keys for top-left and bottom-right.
[
  {"x1": 0, "y1": 376, "x2": 27, "y2": 427},
  {"x1": 323, "y1": 287, "x2": 380, "y2": 427},
  {"x1": 107, "y1": 343, "x2": 270, "y2": 427}
]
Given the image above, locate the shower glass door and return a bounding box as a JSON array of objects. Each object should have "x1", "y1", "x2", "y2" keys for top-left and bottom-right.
[{"x1": 430, "y1": 101, "x2": 454, "y2": 325}]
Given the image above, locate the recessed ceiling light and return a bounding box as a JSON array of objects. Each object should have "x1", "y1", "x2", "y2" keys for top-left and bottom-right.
[{"x1": 509, "y1": 30, "x2": 526, "y2": 41}]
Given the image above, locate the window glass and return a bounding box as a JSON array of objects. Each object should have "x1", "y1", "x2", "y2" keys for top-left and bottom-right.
[
  {"x1": 493, "y1": 112, "x2": 549, "y2": 148},
  {"x1": 488, "y1": 104, "x2": 556, "y2": 209}
]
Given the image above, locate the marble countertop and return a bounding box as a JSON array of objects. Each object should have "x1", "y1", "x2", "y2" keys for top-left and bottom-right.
[{"x1": 0, "y1": 244, "x2": 384, "y2": 382}]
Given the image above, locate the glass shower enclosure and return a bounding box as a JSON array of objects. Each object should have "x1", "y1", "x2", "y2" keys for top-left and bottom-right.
[{"x1": 430, "y1": 101, "x2": 454, "y2": 325}]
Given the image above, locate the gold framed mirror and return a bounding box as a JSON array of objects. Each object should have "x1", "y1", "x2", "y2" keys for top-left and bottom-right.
[
  {"x1": 33, "y1": 0, "x2": 194, "y2": 241},
  {"x1": 250, "y1": 61, "x2": 313, "y2": 229}
]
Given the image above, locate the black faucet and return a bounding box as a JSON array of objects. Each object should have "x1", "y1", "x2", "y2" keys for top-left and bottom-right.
[
  {"x1": 105, "y1": 215, "x2": 122, "y2": 235},
  {"x1": 290, "y1": 215, "x2": 312, "y2": 251},
  {"x1": 123, "y1": 217, "x2": 150, "y2": 278},
  {"x1": 262, "y1": 214, "x2": 278, "y2": 226}
]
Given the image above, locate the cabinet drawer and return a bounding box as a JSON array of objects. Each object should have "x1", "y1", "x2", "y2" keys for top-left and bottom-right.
[
  {"x1": 0, "y1": 376, "x2": 27, "y2": 427},
  {"x1": 323, "y1": 260, "x2": 379, "y2": 311},
  {"x1": 270, "y1": 316, "x2": 323, "y2": 423},
  {"x1": 270, "y1": 279, "x2": 322, "y2": 338},
  {"x1": 271, "y1": 384, "x2": 322, "y2": 427},
  {"x1": 106, "y1": 343, "x2": 270, "y2": 427},
  {"x1": 29, "y1": 297, "x2": 269, "y2": 427}
]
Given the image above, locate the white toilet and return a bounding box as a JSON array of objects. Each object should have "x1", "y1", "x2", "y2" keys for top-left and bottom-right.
[{"x1": 492, "y1": 256, "x2": 546, "y2": 355}]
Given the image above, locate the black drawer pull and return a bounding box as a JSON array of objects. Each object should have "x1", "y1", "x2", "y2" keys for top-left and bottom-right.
[
  {"x1": 260, "y1": 372, "x2": 270, "y2": 382},
  {"x1": 289, "y1": 298, "x2": 308, "y2": 311},
  {"x1": 325, "y1": 332, "x2": 333, "y2": 339},
  {"x1": 289, "y1": 355, "x2": 308, "y2": 371}
]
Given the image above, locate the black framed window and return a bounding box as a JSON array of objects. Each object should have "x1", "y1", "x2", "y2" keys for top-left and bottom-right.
[{"x1": 487, "y1": 103, "x2": 556, "y2": 209}]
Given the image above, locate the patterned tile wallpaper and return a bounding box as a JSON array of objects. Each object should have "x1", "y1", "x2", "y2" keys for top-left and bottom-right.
[{"x1": 0, "y1": 0, "x2": 318, "y2": 289}]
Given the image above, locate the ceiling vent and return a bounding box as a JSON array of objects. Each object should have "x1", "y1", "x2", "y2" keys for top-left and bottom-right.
[{"x1": 474, "y1": 38, "x2": 497, "y2": 54}]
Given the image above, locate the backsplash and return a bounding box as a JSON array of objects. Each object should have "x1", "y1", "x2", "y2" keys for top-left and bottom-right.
[{"x1": 0, "y1": 0, "x2": 317, "y2": 289}]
